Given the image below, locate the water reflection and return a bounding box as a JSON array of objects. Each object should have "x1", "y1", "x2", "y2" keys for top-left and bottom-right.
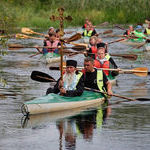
[{"x1": 21, "y1": 102, "x2": 111, "y2": 150}]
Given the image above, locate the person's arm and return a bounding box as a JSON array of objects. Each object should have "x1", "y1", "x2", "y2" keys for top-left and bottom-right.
[
  {"x1": 62, "y1": 75, "x2": 84, "y2": 97},
  {"x1": 91, "y1": 29, "x2": 97, "y2": 36},
  {"x1": 106, "y1": 81, "x2": 112, "y2": 96},
  {"x1": 46, "y1": 78, "x2": 60, "y2": 95}
]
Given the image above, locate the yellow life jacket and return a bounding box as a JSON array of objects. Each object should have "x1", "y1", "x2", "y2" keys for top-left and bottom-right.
[
  {"x1": 146, "y1": 28, "x2": 150, "y2": 35},
  {"x1": 97, "y1": 70, "x2": 106, "y2": 93},
  {"x1": 105, "y1": 53, "x2": 111, "y2": 60},
  {"x1": 83, "y1": 30, "x2": 93, "y2": 37}
]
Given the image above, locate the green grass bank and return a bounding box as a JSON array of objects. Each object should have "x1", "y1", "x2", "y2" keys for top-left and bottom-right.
[{"x1": 0, "y1": 0, "x2": 150, "y2": 30}]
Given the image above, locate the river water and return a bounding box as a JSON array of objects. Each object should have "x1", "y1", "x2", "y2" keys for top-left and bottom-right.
[{"x1": 0, "y1": 28, "x2": 150, "y2": 150}]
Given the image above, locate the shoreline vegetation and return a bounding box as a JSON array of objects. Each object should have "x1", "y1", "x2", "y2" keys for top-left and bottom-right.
[{"x1": 0, "y1": 0, "x2": 150, "y2": 32}]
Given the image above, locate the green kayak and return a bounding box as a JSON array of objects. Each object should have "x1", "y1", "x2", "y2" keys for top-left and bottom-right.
[
  {"x1": 22, "y1": 91, "x2": 106, "y2": 115},
  {"x1": 120, "y1": 38, "x2": 145, "y2": 46},
  {"x1": 42, "y1": 52, "x2": 60, "y2": 64}
]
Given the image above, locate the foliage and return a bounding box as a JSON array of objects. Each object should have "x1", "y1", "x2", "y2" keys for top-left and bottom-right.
[{"x1": 0, "y1": 0, "x2": 150, "y2": 28}]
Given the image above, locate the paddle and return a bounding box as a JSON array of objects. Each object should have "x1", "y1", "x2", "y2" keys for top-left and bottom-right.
[
  {"x1": 97, "y1": 29, "x2": 113, "y2": 36},
  {"x1": 84, "y1": 87, "x2": 149, "y2": 101},
  {"x1": 21, "y1": 27, "x2": 46, "y2": 36},
  {"x1": 15, "y1": 33, "x2": 44, "y2": 40},
  {"x1": 49, "y1": 67, "x2": 149, "y2": 77},
  {"x1": 31, "y1": 71, "x2": 56, "y2": 82},
  {"x1": 30, "y1": 71, "x2": 150, "y2": 101},
  {"x1": 7, "y1": 43, "x2": 86, "y2": 51},
  {"x1": 64, "y1": 33, "x2": 82, "y2": 43}
]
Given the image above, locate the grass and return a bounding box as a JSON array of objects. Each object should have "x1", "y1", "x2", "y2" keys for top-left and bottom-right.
[{"x1": 0, "y1": 0, "x2": 150, "y2": 30}]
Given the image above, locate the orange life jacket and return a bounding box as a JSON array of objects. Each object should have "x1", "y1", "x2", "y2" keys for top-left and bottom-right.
[
  {"x1": 94, "y1": 59, "x2": 110, "y2": 76},
  {"x1": 91, "y1": 46, "x2": 97, "y2": 54}
]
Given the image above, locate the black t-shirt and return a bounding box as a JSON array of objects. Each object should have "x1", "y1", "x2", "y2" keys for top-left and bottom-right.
[{"x1": 83, "y1": 69, "x2": 108, "y2": 91}]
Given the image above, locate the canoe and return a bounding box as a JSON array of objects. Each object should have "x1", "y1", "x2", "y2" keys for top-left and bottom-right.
[
  {"x1": 21, "y1": 90, "x2": 106, "y2": 115},
  {"x1": 42, "y1": 52, "x2": 60, "y2": 64},
  {"x1": 120, "y1": 38, "x2": 145, "y2": 46},
  {"x1": 21, "y1": 103, "x2": 105, "y2": 128}
]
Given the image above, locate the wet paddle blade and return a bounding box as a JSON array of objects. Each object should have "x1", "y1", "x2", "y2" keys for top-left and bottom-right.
[
  {"x1": 136, "y1": 98, "x2": 150, "y2": 101},
  {"x1": 31, "y1": 71, "x2": 56, "y2": 82},
  {"x1": 72, "y1": 45, "x2": 86, "y2": 51},
  {"x1": 66, "y1": 33, "x2": 82, "y2": 43},
  {"x1": 132, "y1": 67, "x2": 148, "y2": 77}
]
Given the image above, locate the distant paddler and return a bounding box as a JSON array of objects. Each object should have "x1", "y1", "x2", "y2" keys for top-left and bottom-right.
[
  {"x1": 123, "y1": 25, "x2": 134, "y2": 36},
  {"x1": 144, "y1": 21, "x2": 150, "y2": 35},
  {"x1": 85, "y1": 36, "x2": 107, "y2": 59},
  {"x1": 46, "y1": 60, "x2": 84, "y2": 97},
  {"x1": 94, "y1": 47, "x2": 119, "y2": 80},
  {"x1": 131, "y1": 25, "x2": 146, "y2": 42},
  {"x1": 36, "y1": 32, "x2": 61, "y2": 55}
]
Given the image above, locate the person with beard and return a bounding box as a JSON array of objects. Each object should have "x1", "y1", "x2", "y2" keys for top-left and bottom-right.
[{"x1": 46, "y1": 60, "x2": 84, "y2": 97}]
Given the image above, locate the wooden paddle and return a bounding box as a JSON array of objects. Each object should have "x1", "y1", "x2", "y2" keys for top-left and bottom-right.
[
  {"x1": 65, "y1": 33, "x2": 82, "y2": 43},
  {"x1": 7, "y1": 43, "x2": 86, "y2": 51},
  {"x1": 15, "y1": 33, "x2": 44, "y2": 40},
  {"x1": 30, "y1": 71, "x2": 150, "y2": 101},
  {"x1": 49, "y1": 67, "x2": 149, "y2": 77},
  {"x1": 84, "y1": 87, "x2": 149, "y2": 101},
  {"x1": 21, "y1": 27, "x2": 46, "y2": 36}
]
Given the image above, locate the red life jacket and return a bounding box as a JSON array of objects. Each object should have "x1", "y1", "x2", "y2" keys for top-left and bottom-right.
[
  {"x1": 91, "y1": 46, "x2": 97, "y2": 54},
  {"x1": 84, "y1": 24, "x2": 87, "y2": 28},
  {"x1": 46, "y1": 40, "x2": 59, "y2": 52},
  {"x1": 94, "y1": 59, "x2": 110, "y2": 76}
]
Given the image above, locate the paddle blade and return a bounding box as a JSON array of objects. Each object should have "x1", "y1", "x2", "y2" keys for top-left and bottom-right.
[
  {"x1": 31, "y1": 71, "x2": 56, "y2": 82},
  {"x1": 103, "y1": 30, "x2": 113, "y2": 34},
  {"x1": 72, "y1": 45, "x2": 86, "y2": 51},
  {"x1": 133, "y1": 67, "x2": 148, "y2": 77},
  {"x1": 136, "y1": 98, "x2": 150, "y2": 101},
  {"x1": 21, "y1": 27, "x2": 33, "y2": 34},
  {"x1": 66, "y1": 33, "x2": 82, "y2": 43}
]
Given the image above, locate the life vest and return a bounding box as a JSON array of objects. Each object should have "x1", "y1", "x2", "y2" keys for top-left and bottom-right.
[
  {"x1": 84, "y1": 24, "x2": 87, "y2": 28},
  {"x1": 83, "y1": 30, "x2": 93, "y2": 37},
  {"x1": 94, "y1": 60, "x2": 110, "y2": 76},
  {"x1": 145, "y1": 28, "x2": 150, "y2": 35},
  {"x1": 45, "y1": 40, "x2": 59, "y2": 52},
  {"x1": 91, "y1": 46, "x2": 97, "y2": 54},
  {"x1": 63, "y1": 72, "x2": 83, "y2": 91},
  {"x1": 82, "y1": 69, "x2": 106, "y2": 93}
]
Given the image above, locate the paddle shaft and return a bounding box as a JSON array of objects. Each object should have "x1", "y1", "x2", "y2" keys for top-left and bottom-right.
[{"x1": 84, "y1": 87, "x2": 137, "y2": 101}]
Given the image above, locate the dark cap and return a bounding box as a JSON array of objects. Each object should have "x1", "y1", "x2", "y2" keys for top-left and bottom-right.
[{"x1": 66, "y1": 60, "x2": 77, "y2": 68}]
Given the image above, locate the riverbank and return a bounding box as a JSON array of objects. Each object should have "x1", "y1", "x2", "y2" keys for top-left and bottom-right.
[{"x1": 0, "y1": 0, "x2": 150, "y2": 30}]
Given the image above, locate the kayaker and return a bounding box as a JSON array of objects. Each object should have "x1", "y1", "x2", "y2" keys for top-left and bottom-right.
[
  {"x1": 82, "y1": 25, "x2": 97, "y2": 38},
  {"x1": 96, "y1": 37, "x2": 108, "y2": 52},
  {"x1": 94, "y1": 47, "x2": 119, "y2": 78},
  {"x1": 36, "y1": 32, "x2": 61, "y2": 54},
  {"x1": 132, "y1": 25, "x2": 146, "y2": 41},
  {"x1": 82, "y1": 57, "x2": 113, "y2": 96},
  {"x1": 144, "y1": 22, "x2": 150, "y2": 35},
  {"x1": 85, "y1": 36, "x2": 107, "y2": 59},
  {"x1": 46, "y1": 60, "x2": 84, "y2": 97},
  {"x1": 82, "y1": 18, "x2": 90, "y2": 29},
  {"x1": 123, "y1": 25, "x2": 134, "y2": 36},
  {"x1": 85, "y1": 36, "x2": 98, "y2": 58}
]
